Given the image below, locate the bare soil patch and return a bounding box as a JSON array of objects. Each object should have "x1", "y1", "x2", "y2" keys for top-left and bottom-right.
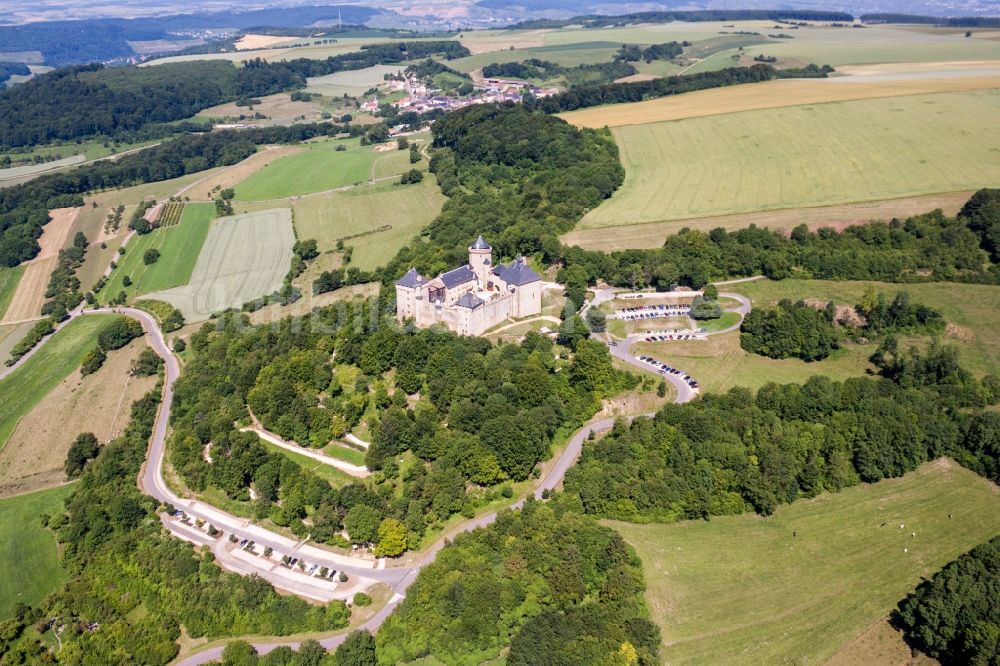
[
  {"x1": 0, "y1": 339, "x2": 156, "y2": 499},
  {"x1": 614, "y1": 73, "x2": 658, "y2": 84},
  {"x1": 824, "y1": 617, "x2": 936, "y2": 666},
  {"x1": 182, "y1": 146, "x2": 304, "y2": 201},
  {"x1": 562, "y1": 191, "x2": 972, "y2": 251}
]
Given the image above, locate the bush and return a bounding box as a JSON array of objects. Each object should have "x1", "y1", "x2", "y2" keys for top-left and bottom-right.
[
  {"x1": 80, "y1": 345, "x2": 106, "y2": 376},
  {"x1": 352, "y1": 592, "x2": 372, "y2": 607},
  {"x1": 64, "y1": 432, "x2": 99, "y2": 477},
  {"x1": 399, "y1": 169, "x2": 423, "y2": 185}
]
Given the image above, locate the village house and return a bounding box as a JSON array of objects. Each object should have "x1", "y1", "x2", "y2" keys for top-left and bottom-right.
[{"x1": 395, "y1": 235, "x2": 542, "y2": 336}]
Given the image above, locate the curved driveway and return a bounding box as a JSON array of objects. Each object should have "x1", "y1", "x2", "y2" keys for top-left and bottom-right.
[{"x1": 78, "y1": 290, "x2": 752, "y2": 664}]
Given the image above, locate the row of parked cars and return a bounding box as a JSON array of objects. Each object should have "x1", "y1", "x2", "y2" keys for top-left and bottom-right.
[
  {"x1": 642, "y1": 332, "x2": 704, "y2": 342},
  {"x1": 636, "y1": 356, "x2": 700, "y2": 390},
  {"x1": 615, "y1": 304, "x2": 691, "y2": 321}
]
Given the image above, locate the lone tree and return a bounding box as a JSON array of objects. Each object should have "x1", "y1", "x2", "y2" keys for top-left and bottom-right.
[
  {"x1": 65, "y1": 432, "x2": 100, "y2": 477},
  {"x1": 143, "y1": 248, "x2": 160, "y2": 265}
]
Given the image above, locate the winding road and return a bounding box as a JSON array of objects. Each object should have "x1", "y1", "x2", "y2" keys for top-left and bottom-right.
[{"x1": 54, "y1": 287, "x2": 752, "y2": 664}]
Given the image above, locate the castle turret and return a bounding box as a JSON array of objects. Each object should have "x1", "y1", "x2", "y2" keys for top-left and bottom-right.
[{"x1": 468, "y1": 235, "x2": 492, "y2": 285}]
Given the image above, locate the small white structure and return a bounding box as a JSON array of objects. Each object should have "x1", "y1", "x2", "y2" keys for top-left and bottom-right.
[{"x1": 395, "y1": 235, "x2": 542, "y2": 336}]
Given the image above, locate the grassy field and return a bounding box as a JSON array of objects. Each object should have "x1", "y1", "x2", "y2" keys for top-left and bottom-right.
[
  {"x1": 146, "y1": 208, "x2": 294, "y2": 321},
  {"x1": 732, "y1": 279, "x2": 1000, "y2": 376},
  {"x1": 257, "y1": 438, "x2": 352, "y2": 488},
  {"x1": 579, "y1": 90, "x2": 1000, "y2": 229},
  {"x1": 0, "y1": 314, "x2": 116, "y2": 448},
  {"x1": 321, "y1": 442, "x2": 366, "y2": 466},
  {"x1": 0, "y1": 483, "x2": 75, "y2": 620},
  {"x1": 233, "y1": 138, "x2": 400, "y2": 201},
  {"x1": 0, "y1": 322, "x2": 33, "y2": 367},
  {"x1": 305, "y1": 65, "x2": 406, "y2": 97},
  {"x1": 610, "y1": 459, "x2": 1000, "y2": 665},
  {"x1": 96, "y1": 203, "x2": 214, "y2": 302},
  {"x1": 290, "y1": 177, "x2": 445, "y2": 271},
  {"x1": 0, "y1": 267, "x2": 24, "y2": 321},
  {"x1": 634, "y1": 332, "x2": 875, "y2": 394}
]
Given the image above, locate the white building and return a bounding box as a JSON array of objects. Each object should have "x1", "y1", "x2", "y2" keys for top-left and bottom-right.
[{"x1": 395, "y1": 235, "x2": 542, "y2": 336}]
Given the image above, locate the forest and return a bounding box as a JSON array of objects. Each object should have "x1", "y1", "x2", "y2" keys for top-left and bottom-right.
[
  {"x1": 375, "y1": 496, "x2": 659, "y2": 665},
  {"x1": 740, "y1": 299, "x2": 841, "y2": 361},
  {"x1": 565, "y1": 344, "x2": 1000, "y2": 521},
  {"x1": 168, "y1": 304, "x2": 633, "y2": 552},
  {"x1": 0, "y1": 387, "x2": 352, "y2": 663},
  {"x1": 0, "y1": 41, "x2": 467, "y2": 150},
  {"x1": 892, "y1": 536, "x2": 1000, "y2": 664},
  {"x1": 557, "y1": 197, "x2": 1000, "y2": 291}
]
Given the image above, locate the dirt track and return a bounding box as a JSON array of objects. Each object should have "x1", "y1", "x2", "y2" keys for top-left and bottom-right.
[{"x1": 1, "y1": 207, "x2": 79, "y2": 323}]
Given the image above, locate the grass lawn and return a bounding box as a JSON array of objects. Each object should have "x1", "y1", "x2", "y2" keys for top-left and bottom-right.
[
  {"x1": 695, "y1": 311, "x2": 741, "y2": 332},
  {"x1": 257, "y1": 438, "x2": 352, "y2": 488},
  {"x1": 233, "y1": 139, "x2": 379, "y2": 201},
  {"x1": 633, "y1": 331, "x2": 875, "y2": 394},
  {"x1": 0, "y1": 483, "x2": 75, "y2": 620},
  {"x1": 0, "y1": 314, "x2": 116, "y2": 448},
  {"x1": 0, "y1": 267, "x2": 24, "y2": 320},
  {"x1": 579, "y1": 89, "x2": 1000, "y2": 229},
  {"x1": 732, "y1": 279, "x2": 1000, "y2": 376},
  {"x1": 321, "y1": 442, "x2": 366, "y2": 466},
  {"x1": 95, "y1": 203, "x2": 214, "y2": 302},
  {"x1": 609, "y1": 459, "x2": 1000, "y2": 665},
  {"x1": 289, "y1": 177, "x2": 445, "y2": 271}
]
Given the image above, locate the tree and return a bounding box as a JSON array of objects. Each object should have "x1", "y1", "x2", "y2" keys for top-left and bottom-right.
[
  {"x1": 409, "y1": 144, "x2": 420, "y2": 164},
  {"x1": 344, "y1": 504, "x2": 380, "y2": 544},
  {"x1": 689, "y1": 295, "x2": 722, "y2": 320},
  {"x1": 374, "y1": 518, "x2": 407, "y2": 557},
  {"x1": 352, "y1": 592, "x2": 372, "y2": 607},
  {"x1": 65, "y1": 432, "x2": 99, "y2": 477},
  {"x1": 143, "y1": 248, "x2": 160, "y2": 265},
  {"x1": 131, "y1": 348, "x2": 162, "y2": 376},
  {"x1": 333, "y1": 631, "x2": 376, "y2": 666},
  {"x1": 702, "y1": 284, "x2": 719, "y2": 300},
  {"x1": 295, "y1": 639, "x2": 327, "y2": 666},
  {"x1": 98, "y1": 317, "x2": 143, "y2": 351},
  {"x1": 399, "y1": 169, "x2": 424, "y2": 185},
  {"x1": 222, "y1": 640, "x2": 258, "y2": 666},
  {"x1": 585, "y1": 308, "x2": 606, "y2": 333},
  {"x1": 80, "y1": 345, "x2": 106, "y2": 376}
]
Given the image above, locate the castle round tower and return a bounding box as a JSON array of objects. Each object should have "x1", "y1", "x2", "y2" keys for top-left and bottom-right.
[{"x1": 468, "y1": 234, "x2": 492, "y2": 285}]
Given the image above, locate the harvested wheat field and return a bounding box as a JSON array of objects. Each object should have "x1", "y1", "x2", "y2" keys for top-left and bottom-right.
[
  {"x1": 182, "y1": 146, "x2": 305, "y2": 201},
  {"x1": 561, "y1": 71, "x2": 1000, "y2": 128},
  {"x1": 0, "y1": 338, "x2": 156, "y2": 498},
  {"x1": 235, "y1": 34, "x2": 298, "y2": 50},
  {"x1": 1, "y1": 208, "x2": 79, "y2": 323}
]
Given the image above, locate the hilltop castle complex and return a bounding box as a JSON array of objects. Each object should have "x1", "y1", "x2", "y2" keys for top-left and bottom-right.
[{"x1": 395, "y1": 236, "x2": 542, "y2": 336}]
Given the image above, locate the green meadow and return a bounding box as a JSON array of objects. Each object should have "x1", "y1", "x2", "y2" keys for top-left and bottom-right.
[{"x1": 0, "y1": 267, "x2": 24, "y2": 320}]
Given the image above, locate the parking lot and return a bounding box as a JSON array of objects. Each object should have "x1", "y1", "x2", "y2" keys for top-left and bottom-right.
[{"x1": 635, "y1": 355, "x2": 700, "y2": 392}]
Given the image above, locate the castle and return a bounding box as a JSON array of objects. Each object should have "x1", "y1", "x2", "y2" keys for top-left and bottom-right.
[{"x1": 395, "y1": 235, "x2": 542, "y2": 336}]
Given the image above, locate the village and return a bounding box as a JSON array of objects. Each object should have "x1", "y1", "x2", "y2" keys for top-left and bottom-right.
[{"x1": 360, "y1": 72, "x2": 559, "y2": 114}]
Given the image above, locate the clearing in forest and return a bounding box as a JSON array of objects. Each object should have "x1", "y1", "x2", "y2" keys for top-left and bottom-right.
[
  {"x1": 1, "y1": 207, "x2": 79, "y2": 323},
  {"x1": 146, "y1": 208, "x2": 294, "y2": 322},
  {"x1": 578, "y1": 90, "x2": 1000, "y2": 230},
  {"x1": 0, "y1": 339, "x2": 156, "y2": 499},
  {"x1": 181, "y1": 145, "x2": 304, "y2": 201},
  {"x1": 233, "y1": 139, "x2": 378, "y2": 201},
  {"x1": 610, "y1": 459, "x2": 1000, "y2": 665}
]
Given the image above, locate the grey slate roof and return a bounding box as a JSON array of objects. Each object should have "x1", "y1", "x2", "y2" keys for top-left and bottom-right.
[
  {"x1": 470, "y1": 234, "x2": 492, "y2": 250},
  {"x1": 395, "y1": 268, "x2": 425, "y2": 288},
  {"x1": 440, "y1": 265, "x2": 476, "y2": 289},
  {"x1": 492, "y1": 257, "x2": 541, "y2": 286},
  {"x1": 455, "y1": 292, "x2": 484, "y2": 310}
]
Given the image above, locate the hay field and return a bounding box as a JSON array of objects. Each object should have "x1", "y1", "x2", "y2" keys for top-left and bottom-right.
[
  {"x1": 0, "y1": 322, "x2": 32, "y2": 366},
  {"x1": 0, "y1": 314, "x2": 116, "y2": 449},
  {"x1": 146, "y1": 208, "x2": 294, "y2": 321},
  {"x1": 0, "y1": 484, "x2": 74, "y2": 620},
  {"x1": 233, "y1": 139, "x2": 381, "y2": 201},
  {"x1": 1, "y1": 208, "x2": 78, "y2": 323},
  {"x1": 96, "y1": 203, "x2": 214, "y2": 302},
  {"x1": 0, "y1": 339, "x2": 155, "y2": 499},
  {"x1": 291, "y1": 177, "x2": 446, "y2": 271},
  {"x1": 610, "y1": 459, "x2": 1000, "y2": 665},
  {"x1": 0, "y1": 267, "x2": 24, "y2": 321},
  {"x1": 181, "y1": 146, "x2": 304, "y2": 201},
  {"x1": 578, "y1": 90, "x2": 1000, "y2": 230},
  {"x1": 0, "y1": 155, "x2": 85, "y2": 184},
  {"x1": 560, "y1": 72, "x2": 1000, "y2": 128},
  {"x1": 234, "y1": 34, "x2": 297, "y2": 50},
  {"x1": 197, "y1": 93, "x2": 322, "y2": 126},
  {"x1": 561, "y1": 191, "x2": 972, "y2": 250},
  {"x1": 305, "y1": 65, "x2": 406, "y2": 97}
]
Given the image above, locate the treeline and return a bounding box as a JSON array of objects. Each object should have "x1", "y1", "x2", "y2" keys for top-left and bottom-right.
[
  {"x1": 376, "y1": 496, "x2": 660, "y2": 665},
  {"x1": 379, "y1": 103, "x2": 623, "y2": 287},
  {"x1": 0, "y1": 62, "x2": 30, "y2": 86},
  {"x1": 861, "y1": 13, "x2": 1000, "y2": 27},
  {"x1": 168, "y1": 304, "x2": 633, "y2": 552},
  {"x1": 565, "y1": 344, "x2": 1000, "y2": 521},
  {"x1": 556, "y1": 196, "x2": 1000, "y2": 292},
  {"x1": 892, "y1": 536, "x2": 1000, "y2": 664},
  {"x1": 506, "y1": 9, "x2": 855, "y2": 29},
  {"x1": 533, "y1": 64, "x2": 791, "y2": 113},
  {"x1": 0, "y1": 41, "x2": 467, "y2": 150},
  {"x1": 483, "y1": 42, "x2": 683, "y2": 88},
  {"x1": 0, "y1": 121, "x2": 359, "y2": 268},
  {"x1": 0, "y1": 386, "x2": 352, "y2": 663}
]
